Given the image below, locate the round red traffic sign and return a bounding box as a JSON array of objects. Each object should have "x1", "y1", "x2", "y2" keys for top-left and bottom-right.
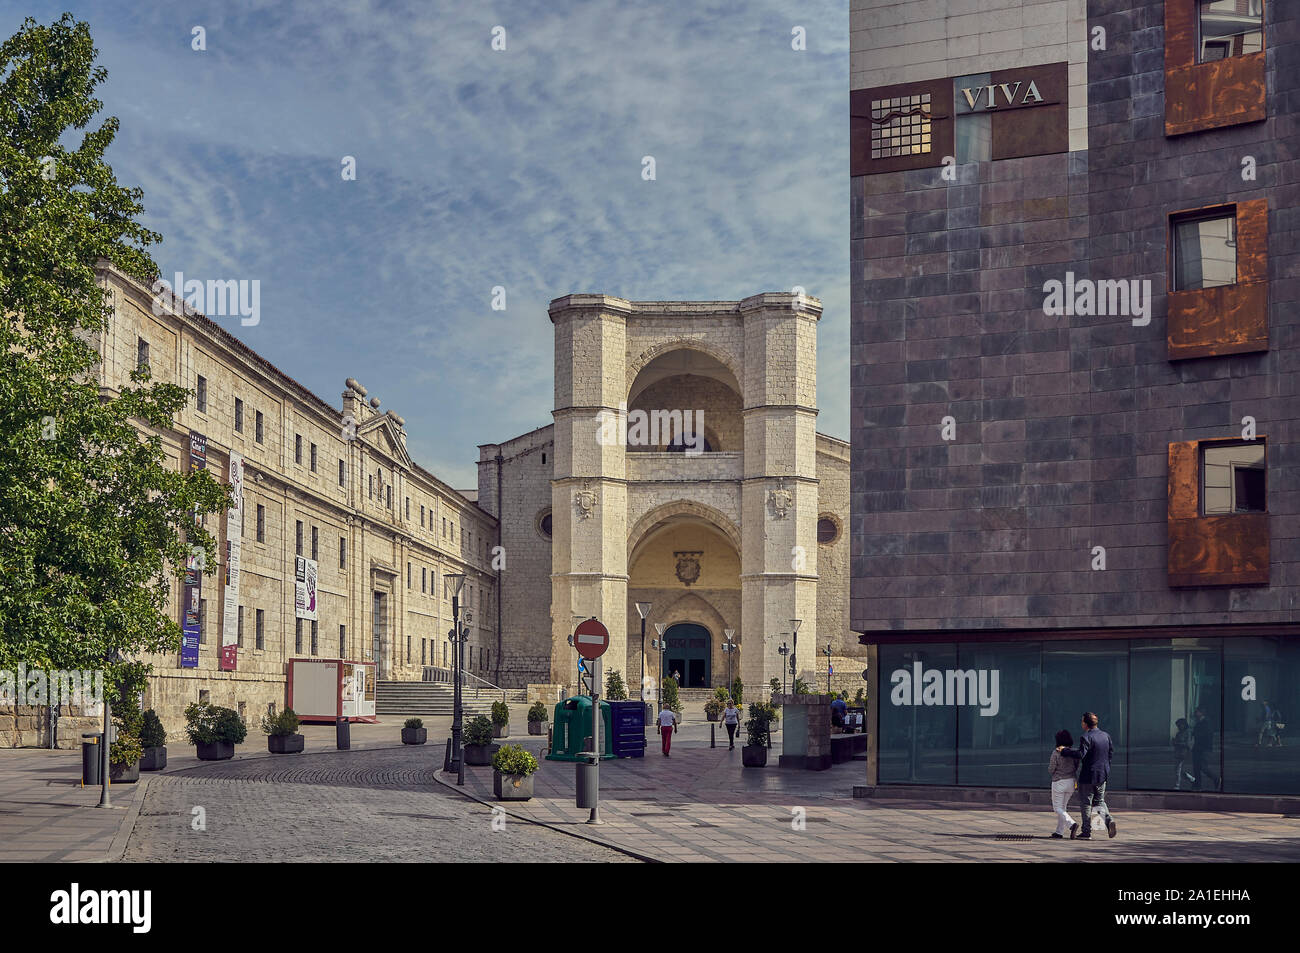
[{"x1": 573, "y1": 618, "x2": 610, "y2": 660}]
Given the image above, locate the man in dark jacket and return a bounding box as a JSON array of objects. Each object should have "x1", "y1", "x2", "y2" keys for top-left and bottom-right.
[{"x1": 1056, "y1": 711, "x2": 1117, "y2": 840}]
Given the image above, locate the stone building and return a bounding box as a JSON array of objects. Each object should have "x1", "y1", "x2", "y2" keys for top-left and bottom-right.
[
  {"x1": 56, "y1": 263, "x2": 496, "y2": 740},
  {"x1": 478, "y1": 293, "x2": 858, "y2": 698}
]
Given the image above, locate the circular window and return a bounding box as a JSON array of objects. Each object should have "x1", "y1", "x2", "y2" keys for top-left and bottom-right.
[
  {"x1": 817, "y1": 515, "x2": 840, "y2": 545},
  {"x1": 537, "y1": 509, "x2": 553, "y2": 540}
]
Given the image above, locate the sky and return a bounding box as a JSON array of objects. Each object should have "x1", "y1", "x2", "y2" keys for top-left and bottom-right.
[{"x1": 11, "y1": 1, "x2": 850, "y2": 488}]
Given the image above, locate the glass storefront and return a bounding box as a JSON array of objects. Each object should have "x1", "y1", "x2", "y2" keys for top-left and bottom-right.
[{"x1": 877, "y1": 636, "x2": 1300, "y2": 795}]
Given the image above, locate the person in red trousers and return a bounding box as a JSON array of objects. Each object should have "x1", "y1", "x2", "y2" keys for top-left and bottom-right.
[{"x1": 657, "y1": 705, "x2": 678, "y2": 756}]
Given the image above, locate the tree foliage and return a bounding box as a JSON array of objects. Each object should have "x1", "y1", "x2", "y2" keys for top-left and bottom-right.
[{"x1": 0, "y1": 15, "x2": 229, "y2": 698}]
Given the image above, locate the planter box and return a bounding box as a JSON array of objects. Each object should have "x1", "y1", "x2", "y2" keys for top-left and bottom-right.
[
  {"x1": 527, "y1": 721, "x2": 546, "y2": 735},
  {"x1": 493, "y1": 724, "x2": 509, "y2": 738},
  {"x1": 140, "y1": 746, "x2": 167, "y2": 771},
  {"x1": 401, "y1": 727, "x2": 427, "y2": 745},
  {"x1": 268, "y1": 733, "x2": 305, "y2": 754},
  {"x1": 196, "y1": 741, "x2": 235, "y2": 761},
  {"x1": 493, "y1": 770, "x2": 535, "y2": 801},
  {"x1": 110, "y1": 760, "x2": 140, "y2": 783},
  {"x1": 742, "y1": 745, "x2": 768, "y2": 768},
  {"x1": 464, "y1": 744, "x2": 498, "y2": 766}
]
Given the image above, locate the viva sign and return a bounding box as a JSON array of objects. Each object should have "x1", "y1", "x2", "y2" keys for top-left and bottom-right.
[
  {"x1": 960, "y1": 79, "x2": 1045, "y2": 111},
  {"x1": 890, "y1": 662, "x2": 1001, "y2": 717}
]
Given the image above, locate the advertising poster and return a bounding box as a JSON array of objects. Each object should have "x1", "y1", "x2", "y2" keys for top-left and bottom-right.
[
  {"x1": 220, "y1": 450, "x2": 244, "y2": 672},
  {"x1": 295, "y1": 556, "x2": 318, "y2": 621},
  {"x1": 181, "y1": 582, "x2": 201, "y2": 668},
  {"x1": 189, "y1": 431, "x2": 208, "y2": 471}
]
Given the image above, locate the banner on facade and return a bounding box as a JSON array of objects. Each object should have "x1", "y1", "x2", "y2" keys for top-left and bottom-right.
[
  {"x1": 181, "y1": 581, "x2": 201, "y2": 669},
  {"x1": 295, "y1": 556, "x2": 318, "y2": 621},
  {"x1": 189, "y1": 431, "x2": 208, "y2": 471},
  {"x1": 220, "y1": 450, "x2": 244, "y2": 672}
]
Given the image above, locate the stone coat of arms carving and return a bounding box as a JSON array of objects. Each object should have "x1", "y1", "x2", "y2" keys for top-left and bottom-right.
[
  {"x1": 768, "y1": 484, "x2": 793, "y2": 520},
  {"x1": 675, "y1": 551, "x2": 703, "y2": 586},
  {"x1": 574, "y1": 485, "x2": 598, "y2": 520}
]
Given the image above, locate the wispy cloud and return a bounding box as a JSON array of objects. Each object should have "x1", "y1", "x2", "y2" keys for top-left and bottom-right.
[{"x1": 14, "y1": 0, "x2": 849, "y2": 486}]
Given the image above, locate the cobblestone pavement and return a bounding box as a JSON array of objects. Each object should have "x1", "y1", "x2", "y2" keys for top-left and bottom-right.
[{"x1": 123, "y1": 747, "x2": 633, "y2": 863}]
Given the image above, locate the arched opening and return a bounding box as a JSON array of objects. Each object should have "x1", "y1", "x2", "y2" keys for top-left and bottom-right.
[
  {"x1": 664, "y1": 623, "x2": 711, "y2": 688},
  {"x1": 625, "y1": 348, "x2": 742, "y2": 454}
]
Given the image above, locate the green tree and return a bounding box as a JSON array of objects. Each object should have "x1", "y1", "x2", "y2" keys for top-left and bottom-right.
[
  {"x1": 660, "y1": 677, "x2": 682, "y2": 714},
  {"x1": 604, "y1": 668, "x2": 627, "y2": 700},
  {"x1": 0, "y1": 15, "x2": 229, "y2": 700}
]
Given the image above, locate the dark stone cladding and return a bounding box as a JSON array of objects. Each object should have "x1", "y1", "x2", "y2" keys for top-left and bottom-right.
[{"x1": 849, "y1": 0, "x2": 1300, "y2": 636}]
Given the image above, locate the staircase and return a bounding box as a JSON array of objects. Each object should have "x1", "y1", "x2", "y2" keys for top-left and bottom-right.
[{"x1": 375, "y1": 680, "x2": 495, "y2": 717}]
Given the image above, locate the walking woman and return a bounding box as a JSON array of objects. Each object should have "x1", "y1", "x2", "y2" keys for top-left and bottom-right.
[
  {"x1": 721, "y1": 698, "x2": 741, "y2": 750},
  {"x1": 1049, "y1": 729, "x2": 1078, "y2": 839}
]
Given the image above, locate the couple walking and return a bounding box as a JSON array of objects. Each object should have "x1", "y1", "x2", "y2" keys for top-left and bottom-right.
[{"x1": 1048, "y1": 711, "x2": 1118, "y2": 840}]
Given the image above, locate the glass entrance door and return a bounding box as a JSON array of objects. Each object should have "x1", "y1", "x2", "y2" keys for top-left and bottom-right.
[{"x1": 664, "y1": 623, "x2": 710, "y2": 688}]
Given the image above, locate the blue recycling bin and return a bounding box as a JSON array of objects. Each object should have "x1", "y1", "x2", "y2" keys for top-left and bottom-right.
[{"x1": 608, "y1": 700, "x2": 646, "y2": 758}]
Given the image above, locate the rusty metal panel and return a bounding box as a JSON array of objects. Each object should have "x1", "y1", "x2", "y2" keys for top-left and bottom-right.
[
  {"x1": 1164, "y1": 0, "x2": 1196, "y2": 71},
  {"x1": 1168, "y1": 282, "x2": 1268, "y2": 359},
  {"x1": 1168, "y1": 441, "x2": 1199, "y2": 520},
  {"x1": 1168, "y1": 514, "x2": 1270, "y2": 587},
  {"x1": 851, "y1": 78, "x2": 953, "y2": 177},
  {"x1": 1165, "y1": 53, "x2": 1267, "y2": 136},
  {"x1": 1167, "y1": 198, "x2": 1269, "y2": 360},
  {"x1": 989, "y1": 62, "x2": 1069, "y2": 161}
]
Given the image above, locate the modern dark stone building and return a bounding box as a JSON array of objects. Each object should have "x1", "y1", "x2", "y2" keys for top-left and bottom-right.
[{"x1": 850, "y1": 0, "x2": 1298, "y2": 798}]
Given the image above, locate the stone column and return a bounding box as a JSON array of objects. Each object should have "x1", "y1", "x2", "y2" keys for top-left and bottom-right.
[
  {"x1": 738, "y1": 293, "x2": 821, "y2": 693},
  {"x1": 549, "y1": 295, "x2": 632, "y2": 692}
]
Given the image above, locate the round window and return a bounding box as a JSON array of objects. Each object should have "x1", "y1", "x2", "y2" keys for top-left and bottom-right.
[
  {"x1": 538, "y1": 510, "x2": 553, "y2": 539},
  {"x1": 817, "y1": 516, "x2": 840, "y2": 545}
]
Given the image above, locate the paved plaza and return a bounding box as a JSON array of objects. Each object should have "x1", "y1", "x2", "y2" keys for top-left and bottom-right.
[{"x1": 4, "y1": 710, "x2": 1300, "y2": 863}]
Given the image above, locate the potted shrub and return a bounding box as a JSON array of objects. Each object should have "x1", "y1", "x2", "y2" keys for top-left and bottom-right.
[
  {"x1": 743, "y1": 701, "x2": 779, "y2": 768},
  {"x1": 109, "y1": 731, "x2": 142, "y2": 783},
  {"x1": 490, "y1": 700, "x2": 510, "y2": 738},
  {"x1": 491, "y1": 744, "x2": 539, "y2": 801},
  {"x1": 705, "y1": 687, "x2": 727, "y2": 722},
  {"x1": 140, "y1": 709, "x2": 168, "y2": 771},
  {"x1": 769, "y1": 677, "x2": 782, "y2": 705},
  {"x1": 262, "y1": 707, "x2": 304, "y2": 754},
  {"x1": 463, "y1": 715, "x2": 498, "y2": 765},
  {"x1": 184, "y1": 702, "x2": 247, "y2": 760},
  {"x1": 661, "y1": 678, "x2": 683, "y2": 717},
  {"x1": 402, "y1": 717, "x2": 427, "y2": 745},
  {"x1": 527, "y1": 701, "x2": 548, "y2": 735}
]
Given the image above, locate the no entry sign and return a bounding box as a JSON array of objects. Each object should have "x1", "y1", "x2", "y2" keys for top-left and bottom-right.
[{"x1": 573, "y1": 618, "x2": 610, "y2": 660}]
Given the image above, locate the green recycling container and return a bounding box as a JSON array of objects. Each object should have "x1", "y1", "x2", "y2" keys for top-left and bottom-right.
[{"x1": 544, "y1": 696, "x2": 614, "y2": 762}]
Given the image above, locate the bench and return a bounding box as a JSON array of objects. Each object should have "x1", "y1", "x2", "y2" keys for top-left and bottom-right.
[{"x1": 830, "y1": 732, "x2": 867, "y2": 764}]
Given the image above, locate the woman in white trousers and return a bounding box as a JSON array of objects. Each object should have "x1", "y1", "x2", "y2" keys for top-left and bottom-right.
[{"x1": 1049, "y1": 729, "x2": 1079, "y2": 838}]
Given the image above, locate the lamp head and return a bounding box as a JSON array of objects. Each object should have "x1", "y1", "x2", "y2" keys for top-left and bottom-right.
[
  {"x1": 635, "y1": 601, "x2": 652, "y2": 620},
  {"x1": 447, "y1": 573, "x2": 467, "y2": 597},
  {"x1": 654, "y1": 622, "x2": 667, "y2": 636}
]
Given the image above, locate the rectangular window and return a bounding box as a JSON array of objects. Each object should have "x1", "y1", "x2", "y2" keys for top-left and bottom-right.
[
  {"x1": 311, "y1": 525, "x2": 318, "y2": 561},
  {"x1": 1197, "y1": 0, "x2": 1263, "y2": 63},
  {"x1": 422, "y1": 567, "x2": 427, "y2": 593},
  {"x1": 256, "y1": 609, "x2": 265, "y2": 650},
  {"x1": 407, "y1": 562, "x2": 412, "y2": 588},
  {"x1": 256, "y1": 504, "x2": 266, "y2": 543},
  {"x1": 137, "y1": 337, "x2": 150, "y2": 370},
  {"x1": 339, "y1": 624, "x2": 346, "y2": 657},
  {"x1": 339, "y1": 459, "x2": 346, "y2": 486},
  {"x1": 196, "y1": 375, "x2": 207, "y2": 413},
  {"x1": 237, "y1": 606, "x2": 245, "y2": 648},
  {"x1": 311, "y1": 621, "x2": 318, "y2": 656},
  {"x1": 368, "y1": 475, "x2": 374, "y2": 499},
  {"x1": 234, "y1": 398, "x2": 244, "y2": 433},
  {"x1": 405, "y1": 497, "x2": 410, "y2": 520},
  {"x1": 1202, "y1": 440, "x2": 1266, "y2": 515},
  {"x1": 255, "y1": 411, "x2": 264, "y2": 444},
  {"x1": 421, "y1": 505, "x2": 425, "y2": 526},
  {"x1": 199, "y1": 599, "x2": 207, "y2": 644},
  {"x1": 422, "y1": 639, "x2": 427, "y2": 666},
  {"x1": 386, "y1": 486, "x2": 392, "y2": 509},
  {"x1": 1173, "y1": 212, "x2": 1237, "y2": 291},
  {"x1": 295, "y1": 434, "x2": 302, "y2": 464},
  {"x1": 407, "y1": 635, "x2": 412, "y2": 664},
  {"x1": 310, "y1": 443, "x2": 317, "y2": 473},
  {"x1": 296, "y1": 520, "x2": 303, "y2": 556},
  {"x1": 339, "y1": 537, "x2": 347, "y2": 569},
  {"x1": 443, "y1": 518, "x2": 447, "y2": 537},
  {"x1": 295, "y1": 619, "x2": 303, "y2": 654}
]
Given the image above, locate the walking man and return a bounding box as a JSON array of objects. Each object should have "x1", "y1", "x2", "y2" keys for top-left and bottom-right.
[
  {"x1": 1191, "y1": 707, "x2": 1221, "y2": 791},
  {"x1": 1055, "y1": 711, "x2": 1117, "y2": 840},
  {"x1": 657, "y1": 703, "x2": 678, "y2": 756}
]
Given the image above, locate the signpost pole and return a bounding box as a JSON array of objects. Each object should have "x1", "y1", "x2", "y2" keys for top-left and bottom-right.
[{"x1": 588, "y1": 656, "x2": 602, "y2": 825}]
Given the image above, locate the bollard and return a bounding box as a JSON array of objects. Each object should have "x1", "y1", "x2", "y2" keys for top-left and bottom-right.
[
  {"x1": 710, "y1": 722, "x2": 716, "y2": 748},
  {"x1": 336, "y1": 716, "x2": 350, "y2": 750}
]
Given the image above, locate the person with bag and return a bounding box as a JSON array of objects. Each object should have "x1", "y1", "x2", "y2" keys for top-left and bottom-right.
[
  {"x1": 657, "y1": 704, "x2": 678, "y2": 756},
  {"x1": 721, "y1": 698, "x2": 741, "y2": 750},
  {"x1": 1048, "y1": 729, "x2": 1079, "y2": 839}
]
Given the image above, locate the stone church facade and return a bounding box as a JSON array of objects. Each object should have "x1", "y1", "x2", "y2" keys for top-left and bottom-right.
[{"x1": 478, "y1": 293, "x2": 858, "y2": 698}]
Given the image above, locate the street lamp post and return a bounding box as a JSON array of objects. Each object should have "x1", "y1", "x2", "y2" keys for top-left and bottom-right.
[
  {"x1": 635, "y1": 602, "x2": 652, "y2": 740},
  {"x1": 825, "y1": 643, "x2": 833, "y2": 693},
  {"x1": 447, "y1": 573, "x2": 467, "y2": 785},
  {"x1": 777, "y1": 638, "x2": 789, "y2": 695},
  {"x1": 789, "y1": 619, "x2": 801, "y2": 691},
  {"x1": 652, "y1": 622, "x2": 668, "y2": 712},
  {"x1": 721, "y1": 629, "x2": 736, "y2": 697}
]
